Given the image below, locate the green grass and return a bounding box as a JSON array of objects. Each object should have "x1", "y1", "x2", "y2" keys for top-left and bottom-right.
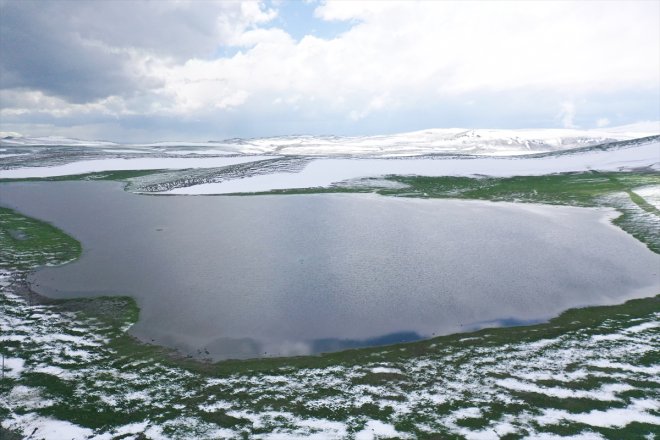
[
  {"x1": 0, "y1": 206, "x2": 81, "y2": 271},
  {"x1": 380, "y1": 171, "x2": 659, "y2": 205}
]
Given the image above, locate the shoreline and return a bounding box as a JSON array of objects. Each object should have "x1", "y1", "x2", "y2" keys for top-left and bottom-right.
[
  {"x1": 3, "y1": 235, "x2": 658, "y2": 370},
  {"x1": 2, "y1": 202, "x2": 659, "y2": 438},
  {"x1": 2, "y1": 172, "x2": 660, "y2": 365}
]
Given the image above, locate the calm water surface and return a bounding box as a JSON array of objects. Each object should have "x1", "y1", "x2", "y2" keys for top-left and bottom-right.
[{"x1": 1, "y1": 181, "x2": 658, "y2": 360}]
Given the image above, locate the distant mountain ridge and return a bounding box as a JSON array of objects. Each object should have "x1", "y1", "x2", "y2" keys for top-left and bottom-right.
[{"x1": 2, "y1": 124, "x2": 658, "y2": 157}]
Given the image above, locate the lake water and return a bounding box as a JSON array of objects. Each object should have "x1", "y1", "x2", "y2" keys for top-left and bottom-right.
[{"x1": 1, "y1": 181, "x2": 658, "y2": 360}]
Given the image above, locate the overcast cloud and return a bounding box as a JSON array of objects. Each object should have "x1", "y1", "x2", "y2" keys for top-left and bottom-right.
[{"x1": 0, "y1": 0, "x2": 658, "y2": 141}]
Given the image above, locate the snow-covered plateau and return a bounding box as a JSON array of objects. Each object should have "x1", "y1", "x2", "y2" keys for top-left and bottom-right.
[
  {"x1": 167, "y1": 139, "x2": 660, "y2": 194},
  {"x1": 1, "y1": 129, "x2": 658, "y2": 195},
  {"x1": 2, "y1": 123, "x2": 658, "y2": 157}
]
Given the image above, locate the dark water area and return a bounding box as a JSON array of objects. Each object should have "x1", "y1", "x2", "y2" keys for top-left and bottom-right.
[{"x1": 1, "y1": 181, "x2": 658, "y2": 360}]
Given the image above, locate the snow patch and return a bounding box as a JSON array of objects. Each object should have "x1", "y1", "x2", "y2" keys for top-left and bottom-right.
[
  {"x1": 355, "y1": 420, "x2": 403, "y2": 439},
  {"x1": 496, "y1": 378, "x2": 632, "y2": 401},
  {"x1": 2, "y1": 415, "x2": 94, "y2": 440},
  {"x1": 536, "y1": 399, "x2": 660, "y2": 428},
  {"x1": 1, "y1": 357, "x2": 25, "y2": 378},
  {"x1": 370, "y1": 366, "x2": 402, "y2": 374}
]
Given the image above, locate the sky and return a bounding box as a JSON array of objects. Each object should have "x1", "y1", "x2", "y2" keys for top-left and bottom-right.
[{"x1": 0, "y1": 0, "x2": 658, "y2": 142}]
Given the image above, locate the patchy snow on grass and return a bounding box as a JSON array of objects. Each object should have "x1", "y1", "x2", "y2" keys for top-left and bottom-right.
[
  {"x1": 523, "y1": 338, "x2": 559, "y2": 351},
  {"x1": 370, "y1": 366, "x2": 402, "y2": 374},
  {"x1": 591, "y1": 333, "x2": 626, "y2": 342},
  {"x1": 496, "y1": 378, "x2": 632, "y2": 401},
  {"x1": 452, "y1": 406, "x2": 483, "y2": 419},
  {"x1": 3, "y1": 414, "x2": 95, "y2": 440},
  {"x1": 199, "y1": 400, "x2": 233, "y2": 412},
  {"x1": 30, "y1": 365, "x2": 67, "y2": 377},
  {"x1": 623, "y1": 321, "x2": 659, "y2": 333},
  {"x1": 537, "y1": 399, "x2": 660, "y2": 428},
  {"x1": 31, "y1": 332, "x2": 102, "y2": 347},
  {"x1": 6, "y1": 386, "x2": 55, "y2": 410},
  {"x1": 586, "y1": 360, "x2": 660, "y2": 375},
  {"x1": 93, "y1": 421, "x2": 151, "y2": 440},
  {"x1": 513, "y1": 369, "x2": 590, "y2": 383},
  {"x1": 525, "y1": 433, "x2": 605, "y2": 440}
]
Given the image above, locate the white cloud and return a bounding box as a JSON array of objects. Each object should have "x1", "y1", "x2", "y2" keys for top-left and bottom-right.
[
  {"x1": 217, "y1": 1, "x2": 279, "y2": 46},
  {"x1": 153, "y1": 1, "x2": 658, "y2": 118},
  {"x1": 1, "y1": 0, "x2": 659, "y2": 139}
]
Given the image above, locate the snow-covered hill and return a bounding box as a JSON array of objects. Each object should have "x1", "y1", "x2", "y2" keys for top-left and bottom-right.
[
  {"x1": 201, "y1": 126, "x2": 660, "y2": 157},
  {"x1": 2, "y1": 133, "x2": 658, "y2": 196},
  {"x1": 2, "y1": 124, "x2": 658, "y2": 157},
  {"x1": 165, "y1": 138, "x2": 660, "y2": 195},
  {"x1": 0, "y1": 135, "x2": 117, "y2": 147}
]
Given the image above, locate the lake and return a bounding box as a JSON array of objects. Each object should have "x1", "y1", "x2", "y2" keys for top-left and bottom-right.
[{"x1": 1, "y1": 181, "x2": 658, "y2": 360}]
